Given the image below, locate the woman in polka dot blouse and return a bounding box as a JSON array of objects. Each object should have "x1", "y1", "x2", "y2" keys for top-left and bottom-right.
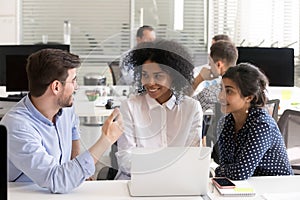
[{"x1": 215, "y1": 62, "x2": 293, "y2": 180}]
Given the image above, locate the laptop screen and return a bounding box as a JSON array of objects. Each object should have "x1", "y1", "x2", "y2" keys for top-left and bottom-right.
[{"x1": 129, "y1": 147, "x2": 212, "y2": 197}]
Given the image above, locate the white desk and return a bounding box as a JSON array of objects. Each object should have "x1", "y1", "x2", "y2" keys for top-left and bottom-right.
[
  {"x1": 74, "y1": 85, "x2": 131, "y2": 118},
  {"x1": 8, "y1": 176, "x2": 300, "y2": 200},
  {"x1": 75, "y1": 100, "x2": 113, "y2": 118},
  {"x1": 267, "y1": 86, "x2": 300, "y2": 115},
  {"x1": 8, "y1": 180, "x2": 205, "y2": 200},
  {"x1": 0, "y1": 101, "x2": 17, "y2": 118}
]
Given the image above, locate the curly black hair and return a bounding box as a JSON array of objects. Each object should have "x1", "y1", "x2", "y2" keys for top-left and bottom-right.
[{"x1": 123, "y1": 39, "x2": 195, "y2": 103}]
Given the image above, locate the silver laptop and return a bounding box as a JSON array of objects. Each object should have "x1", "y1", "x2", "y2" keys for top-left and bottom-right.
[{"x1": 127, "y1": 146, "x2": 212, "y2": 197}]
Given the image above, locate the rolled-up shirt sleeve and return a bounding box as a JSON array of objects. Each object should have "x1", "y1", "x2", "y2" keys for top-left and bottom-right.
[{"x1": 72, "y1": 107, "x2": 81, "y2": 141}]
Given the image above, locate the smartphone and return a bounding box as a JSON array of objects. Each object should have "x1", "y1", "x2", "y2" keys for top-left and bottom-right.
[{"x1": 212, "y1": 177, "x2": 236, "y2": 189}]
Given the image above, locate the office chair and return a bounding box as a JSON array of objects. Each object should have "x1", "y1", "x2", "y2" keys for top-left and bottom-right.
[
  {"x1": 266, "y1": 99, "x2": 280, "y2": 121},
  {"x1": 277, "y1": 109, "x2": 300, "y2": 174},
  {"x1": 108, "y1": 61, "x2": 122, "y2": 85},
  {"x1": 0, "y1": 125, "x2": 7, "y2": 199},
  {"x1": 97, "y1": 141, "x2": 118, "y2": 180},
  {"x1": 205, "y1": 103, "x2": 224, "y2": 164},
  {"x1": 98, "y1": 60, "x2": 124, "y2": 180}
]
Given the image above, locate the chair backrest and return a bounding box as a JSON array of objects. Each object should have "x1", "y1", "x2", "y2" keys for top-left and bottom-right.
[
  {"x1": 277, "y1": 109, "x2": 300, "y2": 174},
  {"x1": 206, "y1": 103, "x2": 223, "y2": 164},
  {"x1": 108, "y1": 61, "x2": 121, "y2": 85},
  {"x1": 0, "y1": 125, "x2": 7, "y2": 199},
  {"x1": 206, "y1": 103, "x2": 223, "y2": 147},
  {"x1": 266, "y1": 99, "x2": 280, "y2": 121},
  {"x1": 277, "y1": 109, "x2": 300, "y2": 148}
]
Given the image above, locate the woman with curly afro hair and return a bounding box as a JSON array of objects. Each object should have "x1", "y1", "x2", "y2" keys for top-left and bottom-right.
[{"x1": 115, "y1": 39, "x2": 203, "y2": 180}]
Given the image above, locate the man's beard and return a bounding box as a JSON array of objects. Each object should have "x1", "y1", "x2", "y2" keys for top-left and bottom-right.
[{"x1": 58, "y1": 94, "x2": 73, "y2": 108}]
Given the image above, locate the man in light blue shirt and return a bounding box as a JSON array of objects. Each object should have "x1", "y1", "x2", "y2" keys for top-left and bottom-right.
[{"x1": 1, "y1": 49, "x2": 123, "y2": 193}]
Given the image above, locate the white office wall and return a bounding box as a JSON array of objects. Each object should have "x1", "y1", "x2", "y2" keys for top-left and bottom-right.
[{"x1": 0, "y1": 0, "x2": 17, "y2": 44}]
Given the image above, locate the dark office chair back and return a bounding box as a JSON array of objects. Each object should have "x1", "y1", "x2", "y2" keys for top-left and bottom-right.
[
  {"x1": 277, "y1": 109, "x2": 300, "y2": 174},
  {"x1": 0, "y1": 125, "x2": 7, "y2": 199},
  {"x1": 278, "y1": 109, "x2": 300, "y2": 148},
  {"x1": 97, "y1": 141, "x2": 118, "y2": 180},
  {"x1": 108, "y1": 61, "x2": 121, "y2": 85},
  {"x1": 206, "y1": 103, "x2": 222, "y2": 147},
  {"x1": 206, "y1": 103, "x2": 224, "y2": 164},
  {"x1": 266, "y1": 99, "x2": 280, "y2": 121}
]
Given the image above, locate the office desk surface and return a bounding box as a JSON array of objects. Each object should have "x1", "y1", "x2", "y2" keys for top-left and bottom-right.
[
  {"x1": 8, "y1": 180, "x2": 205, "y2": 200},
  {"x1": 8, "y1": 176, "x2": 300, "y2": 200}
]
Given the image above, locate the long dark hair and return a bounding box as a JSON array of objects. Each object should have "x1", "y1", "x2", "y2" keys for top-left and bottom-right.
[{"x1": 222, "y1": 62, "x2": 269, "y2": 107}]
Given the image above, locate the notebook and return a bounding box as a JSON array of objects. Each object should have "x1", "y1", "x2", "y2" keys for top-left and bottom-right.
[
  {"x1": 127, "y1": 146, "x2": 212, "y2": 197},
  {"x1": 214, "y1": 180, "x2": 256, "y2": 197}
]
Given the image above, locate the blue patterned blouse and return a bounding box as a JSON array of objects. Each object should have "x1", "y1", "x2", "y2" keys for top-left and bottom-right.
[{"x1": 215, "y1": 107, "x2": 293, "y2": 180}]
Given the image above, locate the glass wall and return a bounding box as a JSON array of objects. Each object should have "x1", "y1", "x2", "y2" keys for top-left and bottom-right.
[{"x1": 20, "y1": 0, "x2": 300, "y2": 86}]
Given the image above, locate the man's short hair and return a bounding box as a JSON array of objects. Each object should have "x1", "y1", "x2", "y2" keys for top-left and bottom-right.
[
  {"x1": 26, "y1": 48, "x2": 81, "y2": 97},
  {"x1": 212, "y1": 34, "x2": 231, "y2": 42},
  {"x1": 136, "y1": 25, "x2": 154, "y2": 38},
  {"x1": 210, "y1": 40, "x2": 238, "y2": 67}
]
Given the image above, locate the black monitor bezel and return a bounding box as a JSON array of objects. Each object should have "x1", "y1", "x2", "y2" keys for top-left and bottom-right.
[
  {"x1": 237, "y1": 47, "x2": 294, "y2": 87},
  {"x1": 0, "y1": 44, "x2": 70, "y2": 92}
]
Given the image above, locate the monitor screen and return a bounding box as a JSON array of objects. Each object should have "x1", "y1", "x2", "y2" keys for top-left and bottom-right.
[
  {"x1": 237, "y1": 47, "x2": 294, "y2": 87},
  {"x1": 0, "y1": 44, "x2": 70, "y2": 92}
]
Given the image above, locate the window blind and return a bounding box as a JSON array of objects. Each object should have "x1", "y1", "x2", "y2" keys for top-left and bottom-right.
[
  {"x1": 209, "y1": 0, "x2": 300, "y2": 87},
  {"x1": 133, "y1": 0, "x2": 208, "y2": 66},
  {"x1": 21, "y1": 0, "x2": 208, "y2": 85},
  {"x1": 21, "y1": 0, "x2": 131, "y2": 85},
  {"x1": 21, "y1": 0, "x2": 300, "y2": 86}
]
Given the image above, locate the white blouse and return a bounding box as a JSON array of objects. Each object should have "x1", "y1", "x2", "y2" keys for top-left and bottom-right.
[{"x1": 116, "y1": 93, "x2": 203, "y2": 179}]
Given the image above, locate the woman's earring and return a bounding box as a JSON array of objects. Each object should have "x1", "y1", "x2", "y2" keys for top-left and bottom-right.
[{"x1": 245, "y1": 109, "x2": 249, "y2": 114}]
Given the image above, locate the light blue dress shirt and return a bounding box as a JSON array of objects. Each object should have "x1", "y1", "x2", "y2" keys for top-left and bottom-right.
[{"x1": 1, "y1": 95, "x2": 95, "y2": 193}]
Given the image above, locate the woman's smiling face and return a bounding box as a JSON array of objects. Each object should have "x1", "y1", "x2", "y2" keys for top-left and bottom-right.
[
  {"x1": 141, "y1": 60, "x2": 172, "y2": 104},
  {"x1": 218, "y1": 78, "x2": 250, "y2": 114}
]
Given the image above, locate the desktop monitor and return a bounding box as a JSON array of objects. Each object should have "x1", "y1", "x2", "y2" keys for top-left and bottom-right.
[
  {"x1": 237, "y1": 47, "x2": 294, "y2": 87},
  {"x1": 0, "y1": 44, "x2": 70, "y2": 92}
]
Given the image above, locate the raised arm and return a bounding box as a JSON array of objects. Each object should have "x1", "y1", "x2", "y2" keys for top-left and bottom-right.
[{"x1": 89, "y1": 108, "x2": 123, "y2": 164}]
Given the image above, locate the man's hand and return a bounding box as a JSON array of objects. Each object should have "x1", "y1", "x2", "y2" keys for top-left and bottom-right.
[
  {"x1": 101, "y1": 108, "x2": 123, "y2": 144},
  {"x1": 193, "y1": 65, "x2": 219, "y2": 90},
  {"x1": 89, "y1": 108, "x2": 124, "y2": 164},
  {"x1": 200, "y1": 67, "x2": 217, "y2": 81}
]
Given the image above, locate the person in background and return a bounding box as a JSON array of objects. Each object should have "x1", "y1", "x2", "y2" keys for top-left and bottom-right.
[
  {"x1": 211, "y1": 34, "x2": 231, "y2": 44},
  {"x1": 1, "y1": 49, "x2": 123, "y2": 193},
  {"x1": 193, "y1": 34, "x2": 232, "y2": 92},
  {"x1": 118, "y1": 25, "x2": 156, "y2": 85},
  {"x1": 136, "y1": 25, "x2": 156, "y2": 43},
  {"x1": 115, "y1": 39, "x2": 203, "y2": 179},
  {"x1": 193, "y1": 40, "x2": 238, "y2": 146},
  {"x1": 215, "y1": 62, "x2": 293, "y2": 180}
]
